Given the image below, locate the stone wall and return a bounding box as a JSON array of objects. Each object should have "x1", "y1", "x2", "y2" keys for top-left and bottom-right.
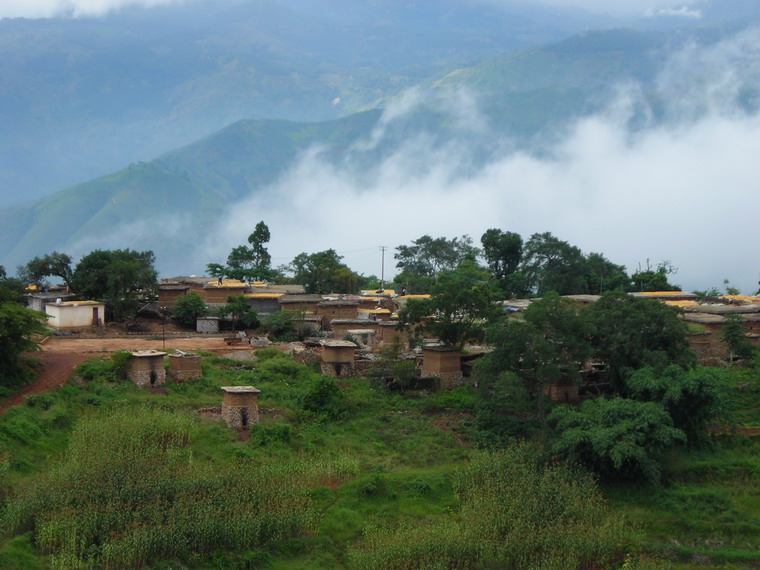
[
  {"x1": 128, "y1": 353, "x2": 166, "y2": 386},
  {"x1": 168, "y1": 355, "x2": 202, "y2": 382}
]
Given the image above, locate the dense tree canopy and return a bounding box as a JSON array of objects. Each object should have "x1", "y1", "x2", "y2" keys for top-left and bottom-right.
[
  {"x1": 287, "y1": 249, "x2": 367, "y2": 294},
  {"x1": 17, "y1": 252, "x2": 75, "y2": 291},
  {"x1": 477, "y1": 294, "x2": 591, "y2": 421},
  {"x1": 398, "y1": 259, "x2": 500, "y2": 349},
  {"x1": 480, "y1": 228, "x2": 528, "y2": 297},
  {"x1": 585, "y1": 291, "x2": 695, "y2": 391},
  {"x1": 549, "y1": 397, "x2": 686, "y2": 484},
  {"x1": 394, "y1": 234, "x2": 479, "y2": 293},
  {"x1": 72, "y1": 249, "x2": 158, "y2": 320}
]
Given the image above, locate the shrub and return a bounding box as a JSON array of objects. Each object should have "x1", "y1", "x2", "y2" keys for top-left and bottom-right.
[
  {"x1": 172, "y1": 291, "x2": 207, "y2": 329},
  {"x1": 301, "y1": 377, "x2": 345, "y2": 420},
  {"x1": 549, "y1": 397, "x2": 686, "y2": 484}
]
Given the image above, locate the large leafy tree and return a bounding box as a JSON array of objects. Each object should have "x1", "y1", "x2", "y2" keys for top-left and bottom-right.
[
  {"x1": 477, "y1": 294, "x2": 591, "y2": 422},
  {"x1": 208, "y1": 221, "x2": 276, "y2": 281},
  {"x1": 171, "y1": 291, "x2": 207, "y2": 329},
  {"x1": 550, "y1": 397, "x2": 686, "y2": 484},
  {"x1": 17, "y1": 251, "x2": 75, "y2": 290},
  {"x1": 480, "y1": 228, "x2": 529, "y2": 298},
  {"x1": 630, "y1": 260, "x2": 679, "y2": 292},
  {"x1": 626, "y1": 365, "x2": 724, "y2": 447},
  {"x1": 585, "y1": 291, "x2": 695, "y2": 391},
  {"x1": 393, "y1": 234, "x2": 479, "y2": 293},
  {"x1": 398, "y1": 259, "x2": 500, "y2": 349},
  {"x1": 287, "y1": 249, "x2": 366, "y2": 294},
  {"x1": 721, "y1": 314, "x2": 756, "y2": 363},
  {"x1": 520, "y1": 232, "x2": 587, "y2": 296},
  {"x1": 583, "y1": 252, "x2": 630, "y2": 294},
  {"x1": 72, "y1": 249, "x2": 158, "y2": 320}
]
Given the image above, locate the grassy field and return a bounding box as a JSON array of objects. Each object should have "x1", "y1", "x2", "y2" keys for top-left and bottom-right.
[{"x1": 0, "y1": 349, "x2": 758, "y2": 568}]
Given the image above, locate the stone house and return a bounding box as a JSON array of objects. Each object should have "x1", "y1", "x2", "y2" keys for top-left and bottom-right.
[
  {"x1": 221, "y1": 386, "x2": 261, "y2": 429},
  {"x1": 421, "y1": 347, "x2": 463, "y2": 390},
  {"x1": 128, "y1": 351, "x2": 167, "y2": 386}
]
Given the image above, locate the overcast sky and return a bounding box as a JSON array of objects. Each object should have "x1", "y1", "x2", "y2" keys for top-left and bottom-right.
[{"x1": 0, "y1": 0, "x2": 701, "y2": 19}]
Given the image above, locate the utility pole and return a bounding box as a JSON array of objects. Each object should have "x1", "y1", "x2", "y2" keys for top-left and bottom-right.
[{"x1": 379, "y1": 246, "x2": 387, "y2": 291}]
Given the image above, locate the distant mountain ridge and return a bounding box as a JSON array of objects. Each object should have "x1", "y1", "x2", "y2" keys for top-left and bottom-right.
[
  {"x1": 0, "y1": 0, "x2": 615, "y2": 207},
  {"x1": 2, "y1": 9, "x2": 760, "y2": 276}
]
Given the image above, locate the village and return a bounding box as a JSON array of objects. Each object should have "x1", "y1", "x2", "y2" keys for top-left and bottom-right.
[{"x1": 19, "y1": 273, "x2": 760, "y2": 427}]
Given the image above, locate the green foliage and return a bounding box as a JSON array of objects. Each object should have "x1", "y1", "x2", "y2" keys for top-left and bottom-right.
[
  {"x1": 16, "y1": 252, "x2": 75, "y2": 290},
  {"x1": 477, "y1": 294, "x2": 590, "y2": 422},
  {"x1": 71, "y1": 249, "x2": 158, "y2": 320},
  {"x1": 287, "y1": 249, "x2": 367, "y2": 294},
  {"x1": 207, "y1": 221, "x2": 278, "y2": 282},
  {"x1": 0, "y1": 407, "x2": 323, "y2": 568},
  {"x1": 481, "y1": 228, "x2": 523, "y2": 296},
  {"x1": 585, "y1": 291, "x2": 695, "y2": 391},
  {"x1": 626, "y1": 365, "x2": 725, "y2": 446},
  {"x1": 171, "y1": 291, "x2": 207, "y2": 328},
  {"x1": 367, "y1": 339, "x2": 417, "y2": 392},
  {"x1": 398, "y1": 259, "x2": 500, "y2": 348},
  {"x1": 301, "y1": 377, "x2": 346, "y2": 420},
  {"x1": 393, "y1": 234, "x2": 479, "y2": 294},
  {"x1": 261, "y1": 310, "x2": 300, "y2": 341},
  {"x1": 217, "y1": 294, "x2": 259, "y2": 330},
  {"x1": 349, "y1": 445, "x2": 634, "y2": 569},
  {"x1": 630, "y1": 260, "x2": 679, "y2": 292},
  {"x1": 0, "y1": 301, "x2": 48, "y2": 389},
  {"x1": 721, "y1": 314, "x2": 756, "y2": 363},
  {"x1": 520, "y1": 231, "x2": 588, "y2": 296},
  {"x1": 550, "y1": 397, "x2": 686, "y2": 483}
]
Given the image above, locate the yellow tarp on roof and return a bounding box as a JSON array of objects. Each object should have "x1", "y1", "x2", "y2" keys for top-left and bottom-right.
[
  {"x1": 359, "y1": 308, "x2": 391, "y2": 314},
  {"x1": 639, "y1": 291, "x2": 686, "y2": 296},
  {"x1": 245, "y1": 293, "x2": 284, "y2": 299},
  {"x1": 207, "y1": 279, "x2": 247, "y2": 288},
  {"x1": 664, "y1": 300, "x2": 699, "y2": 307},
  {"x1": 401, "y1": 294, "x2": 431, "y2": 300}
]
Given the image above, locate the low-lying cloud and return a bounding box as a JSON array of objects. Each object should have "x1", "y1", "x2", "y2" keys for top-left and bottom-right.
[
  {"x1": 201, "y1": 27, "x2": 760, "y2": 295},
  {"x1": 0, "y1": 0, "x2": 184, "y2": 19}
]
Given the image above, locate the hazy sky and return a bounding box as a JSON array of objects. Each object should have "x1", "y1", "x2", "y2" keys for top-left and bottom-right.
[{"x1": 0, "y1": 0, "x2": 701, "y2": 19}]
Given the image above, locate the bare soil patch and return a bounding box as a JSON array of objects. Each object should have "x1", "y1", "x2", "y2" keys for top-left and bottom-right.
[{"x1": 0, "y1": 335, "x2": 252, "y2": 416}]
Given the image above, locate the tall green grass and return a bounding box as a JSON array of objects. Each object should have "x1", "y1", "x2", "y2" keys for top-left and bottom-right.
[
  {"x1": 349, "y1": 444, "x2": 637, "y2": 569},
  {"x1": 1, "y1": 407, "x2": 354, "y2": 568}
]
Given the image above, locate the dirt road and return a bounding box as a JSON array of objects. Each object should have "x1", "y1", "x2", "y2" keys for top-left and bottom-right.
[{"x1": 0, "y1": 336, "x2": 252, "y2": 415}]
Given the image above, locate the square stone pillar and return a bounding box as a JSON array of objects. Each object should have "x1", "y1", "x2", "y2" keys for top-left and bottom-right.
[
  {"x1": 128, "y1": 351, "x2": 167, "y2": 386},
  {"x1": 421, "y1": 347, "x2": 462, "y2": 389},
  {"x1": 221, "y1": 386, "x2": 261, "y2": 429}
]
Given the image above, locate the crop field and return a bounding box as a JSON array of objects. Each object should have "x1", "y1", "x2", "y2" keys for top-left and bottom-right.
[{"x1": 0, "y1": 349, "x2": 759, "y2": 568}]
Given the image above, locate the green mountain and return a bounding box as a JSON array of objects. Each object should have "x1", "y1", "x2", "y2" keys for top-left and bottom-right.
[
  {"x1": 0, "y1": 110, "x2": 383, "y2": 274},
  {"x1": 2, "y1": 25, "x2": 757, "y2": 277}
]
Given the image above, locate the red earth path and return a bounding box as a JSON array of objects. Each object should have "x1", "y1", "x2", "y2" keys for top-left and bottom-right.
[{"x1": 0, "y1": 336, "x2": 251, "y2": 416}]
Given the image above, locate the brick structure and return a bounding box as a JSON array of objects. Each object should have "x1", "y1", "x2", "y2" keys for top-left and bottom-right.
[
  {"x1": 318, "y1": 300, "x2": 360, "y2": 328},
  {"x1": 379, "y1": 321, "x2": 408, "y2": 347},
  {"x1": 203, "y1": 280, "x2": 249, "y2": 304},
  {"x1": 221, "y1": 386, "x2": 261, "y2": 429},
  {"x1": 346, "y1": 329, "x2": 378, "y2": 349},
  {"x1": 320, "y1": 340, "x2": 357, "y2": 378},
  {"x1": 278, "y1": 294, "x2": 322, "y2": 314},
  {"x1": 196, "y1": 316, "x2": 220, "y2": 334},
  {"x1": 168, "y1": 353, "x2": 202, "y2": 382},
  {"x1": 157, "y1": 284, "x2": 190, "y2": 308},
  {"x1": 331, "y1": 318, "x2": 381, "y2": 339},
  {"x1": 421, "y1": 347, "x2": 463, "y2": 390},
  {"x1": 548, "y1": 379, "x2": 579, "y2": 403},
  {"x1": 128, "y1": 351, "x2": 167, "y2": 386}
]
